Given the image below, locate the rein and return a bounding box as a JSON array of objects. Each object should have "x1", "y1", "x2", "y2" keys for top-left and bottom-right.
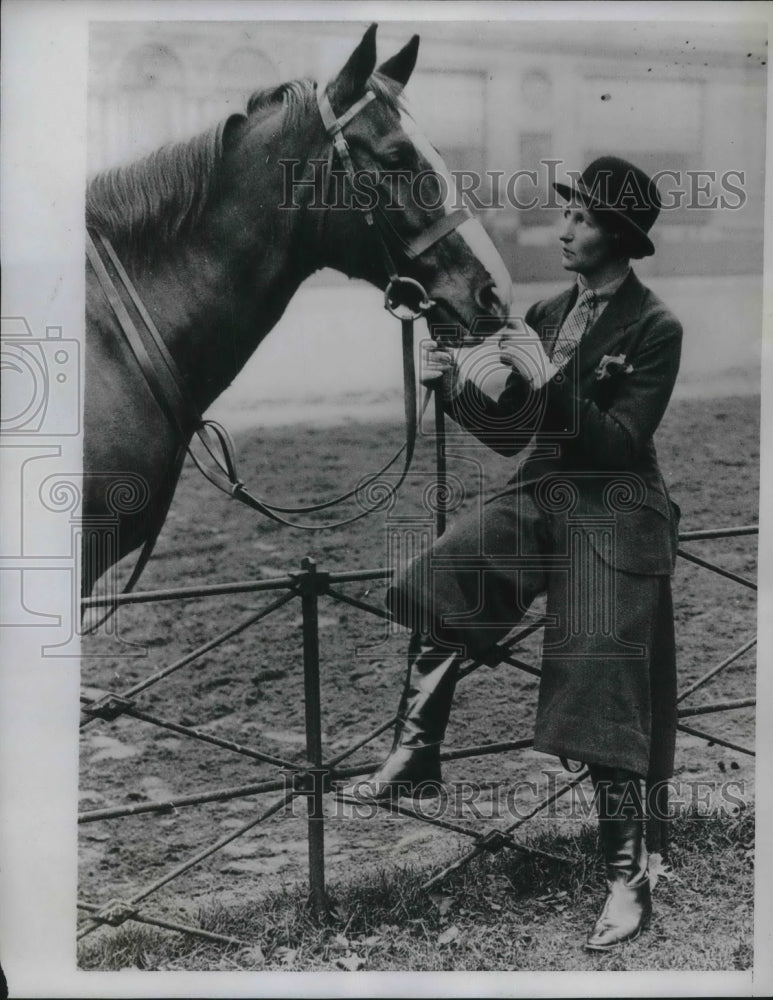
[
  {"x1": 85, "y1": 83, "x2": 461, "y2": 607},
  {"x1": 87, "y1": 228, "x2": 430, "y2": 531}
]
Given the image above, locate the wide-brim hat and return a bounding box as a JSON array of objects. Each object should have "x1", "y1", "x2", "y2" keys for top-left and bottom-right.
[{"x1": 553, "y1": 155, "x2": 661, "y2": 258}]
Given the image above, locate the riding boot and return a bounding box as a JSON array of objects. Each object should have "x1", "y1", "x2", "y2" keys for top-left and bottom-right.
[
  {"x1": 585, "y1": 765, "x2": 651, "y2": 951},
  {"x1": 356, "y1": 639, "x2": 461, "y2": 800}
]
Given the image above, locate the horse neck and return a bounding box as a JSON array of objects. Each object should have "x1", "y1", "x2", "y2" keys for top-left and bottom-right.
[{"x1": 133, "y1": 115, "x2": 329, "y2": 413}]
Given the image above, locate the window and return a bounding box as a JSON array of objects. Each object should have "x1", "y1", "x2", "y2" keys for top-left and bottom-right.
[
  {"x1": 218, "y1": 47, "x2": 279, "y2": 106},
  {"x1": 519, "y1": 131, "x2": 554, "y2": 228},
  {"x1": 121, "y1": 43, "x2": 184, "y2": 91},
  {"x1": 118, "y1": 44, "x2": 186, "y2": 153}
]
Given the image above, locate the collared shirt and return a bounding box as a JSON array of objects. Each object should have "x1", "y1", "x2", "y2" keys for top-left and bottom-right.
[
  {"x1": 445, "y1": 267, "x2": 632, "y2": 398},
  {"x1": 576, "y1": 267, "x2": 631, "y2": 327},
  {"x1": 549, "y1": 267, "x2": 631, "y2": 368}
]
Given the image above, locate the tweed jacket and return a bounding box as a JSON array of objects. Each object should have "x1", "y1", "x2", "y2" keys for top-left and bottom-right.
[{"x1": 446, "y1": 270, "x2": 683, "y2": 575}]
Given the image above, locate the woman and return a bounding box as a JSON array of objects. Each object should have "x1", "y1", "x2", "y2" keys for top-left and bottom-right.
[{"x1": 358, "y1": 156, "x2": 683, "y2": 951}]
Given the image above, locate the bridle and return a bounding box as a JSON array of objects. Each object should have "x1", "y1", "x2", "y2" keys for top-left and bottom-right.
[
  {"x1": 315, "y1": 85, "x2": 471, "y2": 318},
  {"x1": 85, "y1": 82, "x2": 473, "y2": 610}
]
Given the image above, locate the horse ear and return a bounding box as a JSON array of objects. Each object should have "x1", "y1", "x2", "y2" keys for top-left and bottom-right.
[
  {"x1": 221, "y1": 113, "x2": 246, "y2": 151},
  {"x1": 326, "y1": 23, "x2": 378, "y2": 111},
  {"x1": 377, "y1": 35, "x2": 419, "y2": 89}
]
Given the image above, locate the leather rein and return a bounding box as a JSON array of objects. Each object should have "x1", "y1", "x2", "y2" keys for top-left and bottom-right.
[{"x1": 85, "y1": 84, "x2": 469, "y2": 598}]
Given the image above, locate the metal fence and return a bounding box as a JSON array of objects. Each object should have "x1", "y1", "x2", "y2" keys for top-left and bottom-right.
[{"x1": 77, "y1": 524, "x2": 757, "y2": 948}]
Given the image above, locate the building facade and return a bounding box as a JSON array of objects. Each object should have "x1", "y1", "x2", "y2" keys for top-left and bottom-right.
[{"x1": 88, "y1": 20, "x2": 767, "y2": 280}]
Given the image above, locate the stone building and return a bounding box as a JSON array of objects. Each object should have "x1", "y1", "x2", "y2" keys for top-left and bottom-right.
[{"x1": 88, "y1": 20, "x2": 767, "y2": 280}]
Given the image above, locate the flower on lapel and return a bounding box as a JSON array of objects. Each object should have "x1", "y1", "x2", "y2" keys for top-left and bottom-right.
[{"x1": 595, "y1": 353, "x2": 634, "y2": 381}]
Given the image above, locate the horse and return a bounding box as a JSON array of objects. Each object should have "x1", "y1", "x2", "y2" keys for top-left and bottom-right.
[{"x1": 83, "y1": 24, "x2": 513, "y2": 603}]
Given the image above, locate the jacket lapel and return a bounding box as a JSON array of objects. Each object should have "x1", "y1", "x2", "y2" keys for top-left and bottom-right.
[
  {"x1": 574, "y1": 271, "x2": 647, "y2": 381},
  {"x1": 537, "y1": 288, "x2": 575, "y2": 353}
]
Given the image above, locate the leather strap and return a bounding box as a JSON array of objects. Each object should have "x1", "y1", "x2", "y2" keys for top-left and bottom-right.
[
  {"x1": 317, "y1": 88, "x2": 400, "y2": 282},
  {"x1": 88, "y1": 232, "x2": 241, "y2": 496},
  {"x1": 401, "y1": 208, "x2": 471, "y2": 260},
  {"x1": 83, "y1": 79, "x2": 462, "y2": 602},
  {"x1": 375, "y1": 206, "x2": 471, "y2": 261},
  {"x1": 86, "y1": 233, "x2": 192, "y2": 440},
  {"x1": 317, "y1": 89, "x2": 376, "y2": 136},
  {"x1": 317, "y1": 87, "x2": 470, "y2": 275},
  {"x1": 87, "y1": 230, "x2": 428, "y2": 532}
]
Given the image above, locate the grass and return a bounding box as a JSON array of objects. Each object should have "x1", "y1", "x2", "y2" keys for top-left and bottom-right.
[{"x1": 77, "y1": 804, "x2": 754, "y2": 973}]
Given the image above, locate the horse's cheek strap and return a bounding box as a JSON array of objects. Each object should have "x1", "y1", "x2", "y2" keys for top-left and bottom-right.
[{"x1": 319, "y1": 89, "x2": 472, "y2": 270}]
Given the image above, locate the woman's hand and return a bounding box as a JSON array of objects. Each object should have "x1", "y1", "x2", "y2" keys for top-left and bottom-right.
[
  {"x1": 420, "y1": 340, "x2": 457, "y2": 386},
  {"x1": 499, "y1": 318, "x2": 558, "y2": 389}
]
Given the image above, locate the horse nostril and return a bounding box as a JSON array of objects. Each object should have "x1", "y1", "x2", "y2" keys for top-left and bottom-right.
[{"x1": 475, "y1": 282, "x2": 505, "y2": 316}]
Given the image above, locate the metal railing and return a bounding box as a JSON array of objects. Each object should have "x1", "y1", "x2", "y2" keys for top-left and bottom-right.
[{"x1": 77, "y1": 525, "x2": 757, "y2": 947}]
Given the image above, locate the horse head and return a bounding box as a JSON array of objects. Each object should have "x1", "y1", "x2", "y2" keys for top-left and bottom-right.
[
  {"x1": 306, "y1": 25, "x2": 512, "y2": 338},
  {"x1": 193, "y1": 24, "x2": 509, "y2": 343}
]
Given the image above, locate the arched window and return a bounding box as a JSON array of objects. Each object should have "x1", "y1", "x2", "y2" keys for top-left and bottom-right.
[
  {"x1": 116, "y1": 44, "x2": 186, "y2": 158},
  {"x1": 218, "y1": 47, "x2": 279, "y2": 108},
  {"x1": 120, "y1": 43, "x2": 184, "y2": 91}
]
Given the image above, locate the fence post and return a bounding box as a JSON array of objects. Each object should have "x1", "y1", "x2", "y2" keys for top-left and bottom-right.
[{"x1": 299, "y1": 556, "x2": 328, "y2": 917}]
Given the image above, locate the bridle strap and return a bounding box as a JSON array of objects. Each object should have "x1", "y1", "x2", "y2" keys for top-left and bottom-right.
[
  {"x1": 317, "y1": 90, "x2": 378, "y2": 233},
  {"x1": 376, "y1": 207, "x2": 471, "y2": 261},
  {"x1": 88, "y1": 231, "x2": 239, "y2": 490},
  {"x1": 317, "y1": 88, "x2": 376, "y2": 135},
  {"x1": 317, "y1": 88, "x2": 399, "y2": 281},
  {"x1": 316, "y1": 86, "x2": 470, "y2": 270},
  {"x1": 87, "y1": 228, "x2": 430, "y2": 534},
  {"x1": 84, "y1": 82, "x2": 469, "y2": 604}
]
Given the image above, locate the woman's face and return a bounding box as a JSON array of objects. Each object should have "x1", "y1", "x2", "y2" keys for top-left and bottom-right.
[{"x1": 558, "y1": 204, "x2": 620, "y2": 279}]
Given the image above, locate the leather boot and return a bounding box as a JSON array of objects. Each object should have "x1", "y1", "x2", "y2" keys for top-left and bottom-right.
[
  {"x1": 355, "y1": 639, "x2": 461, "y2": 800},
  {"x1": 585, "y1": 765, "x2": 651, "y2": 951}
]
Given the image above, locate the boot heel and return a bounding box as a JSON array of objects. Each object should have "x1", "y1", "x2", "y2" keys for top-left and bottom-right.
[
  {"x1": 586, "y1": 767, "x2": 651, "y2": 950},
  {"x1": 352, "y1": 744, "x2": 443, "y2": 801},
  {"x1": 359, "y1": 646, "x2": 460, "y2": 800}
]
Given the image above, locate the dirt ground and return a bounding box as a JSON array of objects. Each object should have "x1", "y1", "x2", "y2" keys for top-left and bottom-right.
[{"x1": 78, "y1": 393, "x2": 758, "y2": 936}]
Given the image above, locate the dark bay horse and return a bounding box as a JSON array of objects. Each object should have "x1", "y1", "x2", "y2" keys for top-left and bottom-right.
[{"x1": 83, "y1": 25, "x2": 512, "y2": 600}]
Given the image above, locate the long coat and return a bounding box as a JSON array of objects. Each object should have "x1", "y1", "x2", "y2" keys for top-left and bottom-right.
[{"x1": 389, "y1": 270, "x2": 683, "y2": 779}]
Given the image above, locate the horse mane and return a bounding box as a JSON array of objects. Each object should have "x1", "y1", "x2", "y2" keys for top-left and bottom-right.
[
  {"x1": 85, "y1": 79, "x2": 317, "y2": 259},
  {"x1": 85, "y1": 74, "x2": 402, "y2": 261},
  {"x1": 86, "y1": 118, "x2": 234, "y2": 258}
]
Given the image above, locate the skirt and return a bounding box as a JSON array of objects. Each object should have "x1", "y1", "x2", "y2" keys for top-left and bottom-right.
[{"x1": 386, "y1": 487, "x2": 678, "y2": 780}]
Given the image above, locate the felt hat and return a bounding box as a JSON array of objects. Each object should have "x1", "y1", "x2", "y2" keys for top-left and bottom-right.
[{"x1": 553, "y1": 155, "x2": 661, "y2": 258}]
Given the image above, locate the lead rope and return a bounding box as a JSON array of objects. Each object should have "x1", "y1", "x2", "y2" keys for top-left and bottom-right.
[
  {"x1": 87, "y1": 230, "x2": 434, "y2": 531},
  {"x1": 84, "y1": 233, "x2": 437, "y2": 640}
]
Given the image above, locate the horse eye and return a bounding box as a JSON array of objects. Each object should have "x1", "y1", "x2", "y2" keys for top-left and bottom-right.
[{"x1": 384, "y1": 144, "x2": 416, "y2": 168}]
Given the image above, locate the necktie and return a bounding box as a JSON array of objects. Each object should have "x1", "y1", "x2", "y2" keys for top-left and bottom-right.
[{"x1": 551, "y1": 288, "x2": 596, "y2": 365}]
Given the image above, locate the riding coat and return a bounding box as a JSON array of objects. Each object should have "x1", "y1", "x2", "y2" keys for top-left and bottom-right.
[{"x1": 388, "y1": 270, "x2": 683, "y2": 780}]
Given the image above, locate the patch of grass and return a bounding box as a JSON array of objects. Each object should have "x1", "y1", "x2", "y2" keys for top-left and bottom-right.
[{"x1": 77, "y1": 805, "x2": 754, "y2": 972}]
